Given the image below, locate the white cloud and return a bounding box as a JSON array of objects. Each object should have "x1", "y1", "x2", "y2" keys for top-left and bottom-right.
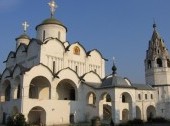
[{"x1": 0, "y1": 0, "x2": 21, "y2": 11}]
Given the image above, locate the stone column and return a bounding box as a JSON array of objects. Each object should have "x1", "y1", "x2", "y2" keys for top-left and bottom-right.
[
  {"x1": 98, "y1": 100, "x2": 104, "y2": 120},
  {"x1": 21, "y1": 75, "x2": 30, "y2": 99},
  {"x1": 131, "y1": 102, "x2": 136, "y2": 119},
  {"x1": 112, "y1": 100, "x2": 120, "y2": 124}
]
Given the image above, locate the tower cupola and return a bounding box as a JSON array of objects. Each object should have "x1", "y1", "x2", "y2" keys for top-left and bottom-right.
[
  {"x1": 112, "y1": 57, "x2": 117, "y2": 76},
  {"x1": 36, "y1": 0, "x2": 67, "y2": 42},
  {"x1": 145, "y1": 23, "x2": 170, "y2": 69},
  {"x1": 16, "y1": 21, "x2": 30, "y2": 48}
]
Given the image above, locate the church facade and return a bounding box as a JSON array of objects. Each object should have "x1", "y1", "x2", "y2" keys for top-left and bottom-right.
[{"x1": 0, "y1": 1, "x2": 170, "y2": 125}]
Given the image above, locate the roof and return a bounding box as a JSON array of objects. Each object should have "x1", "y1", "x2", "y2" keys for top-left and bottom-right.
[
  {"x1": 146, "y1": 24, "x2": 170, "y2": 60},
  {"x1": 102, "y1": 75, "x2": 131, "y2": 88},
  {"x1": 83, "y1": 81, "x2": 135, "y2": 89},
  {"x1": 132, "y1": 83, "x2": 154, "y2": 90},
  {"x1": 12, "y1": 64, "x2": 30, "y2": 76},
  {"x1": 36, "y1": 18, "x2": 67, "y2": 31},
  {"x1": 82, "y1": 74, "x2": 154, "y2": 91}
]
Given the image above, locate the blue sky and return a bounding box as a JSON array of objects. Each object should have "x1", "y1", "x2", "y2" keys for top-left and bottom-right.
[{"x1": 0, "y1": 0, "x2": 170, "y2": 83}]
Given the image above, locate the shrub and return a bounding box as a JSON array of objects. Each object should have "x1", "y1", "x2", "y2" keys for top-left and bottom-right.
[
  {"x1": 14, "y1": 113, "x2": 27, "y2": 126},
  {"x1": 149, "y1": 117, "x2": 169, "y2": 123},
  {"x1": 6, "y1": 116, "x2": 14, "y2": 126},
  {"x1": 6, "y1": 113, "x2": 27, "y2": 126},
  {"x1": 118, "y1": 119, "x2": 144, "y2": 126},
  {"x1": 127, "y1": 118, "x2": 144, "y2": 124}
]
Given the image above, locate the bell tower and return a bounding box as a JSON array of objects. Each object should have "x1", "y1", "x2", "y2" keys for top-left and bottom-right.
[
  {"x1": 145, "y1": 23, "x2": 170, "y2": 117},
  {"x1": 145, "y1": 23, "x2": 170, "y2": 85}
]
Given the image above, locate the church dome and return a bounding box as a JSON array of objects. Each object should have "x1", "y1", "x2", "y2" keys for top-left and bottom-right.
[
  {"x1": 15, "y1": 33, "x2": 30, "y2": 48},
  {"x1": 102, "y1": 75, "x2": 131, "y2": 87},
  {"x1": 36, "y1": 17, "x2": 67, "y2": 42},
  {"x1": 36, "y1": 18, "x2": 67, "y2": 30},
  {"x1": 16, "y1": 34, "x2": 30, "y2": 40},
  {"x1": 42, "y1": 18, "x2": 63, "y2": 25}
]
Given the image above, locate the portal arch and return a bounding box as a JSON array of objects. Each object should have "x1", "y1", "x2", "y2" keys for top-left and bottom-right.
[
  {"x1": 28, "y1": 106, "x2": 46, "y2": 125},
  {"x1": 99, "y1": 92, "x2": 112, "y2": 121},
  {"x1": 146, "y1": 105, "x2": 156, "y2": 121}
]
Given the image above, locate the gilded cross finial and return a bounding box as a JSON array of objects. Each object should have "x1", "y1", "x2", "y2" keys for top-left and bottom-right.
[
  {"x1": 48, "y1": 0, "x2": 57, "y2": 18},
  {"x1": 22, "y1": 21, "x2": 29, "y2": 33}
]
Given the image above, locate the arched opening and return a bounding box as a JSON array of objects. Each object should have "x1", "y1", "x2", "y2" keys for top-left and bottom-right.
[
  {"x1": 28, "y1": 106, "x2": 46, "y2": 125},
  {"x1": 157, "y1": 58, "x2": 163, "y2": 67},
  {"x1": 57, "y1": 79, "x2": 78, "y2": 101},
  {"x1": 147, "y1": 60, "x2": 152, "y2": 69},
  {"x1": 87, "y1": 92, "x2": 96, "y2": 105},
  {"x1": 136, "y1": 106, "x2": 141, "y2": 119},
  {"x1": 29, "y1": 76, "x2": 51, "y2": 100},
  {"x1": 5, "y1": 84, "x2": 11, "y2": 101},
  {"x1": 100, "y1": 93, "x2": 112, "y2": 121},
  {"x1": 120, "y1": 92, "x2": 133, "y2": 121},
  {"x1": 122, "y1": 109, "x2": 129, "y2": 122},
  {"x1": 1, "y1": 80, "x2": 11, "y2": 102},
  {"x1": 121, "y1": 92, "x2": 132, "y2": 103},
  {"x1": 147, "y1": 105, "x2": 156, "y2": 121}
]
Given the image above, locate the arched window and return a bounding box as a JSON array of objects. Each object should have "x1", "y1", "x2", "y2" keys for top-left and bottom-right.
[
  {"x1": 106, "y1": 94, "x2": 111, "y2": 102},
  {"x1": 145, "y1": 94, "x2": 147, "y2": 99},
  {"x1": 17, "y1": 85, "x2": 21, "y2": 99},
  {"x1": 151, "y1": 94, "x2": 153, "y2": 99},
  {"x1": 75, "y1": 66, "x2": 78, "y2": 73},
  {"x1": 73, "y1": 46, "x2": 80, "y2": 55},
  {"x1": 58, "y1": 31, "x2": 61, "y2": 40},
  {"x1": 43, "y1": 30, "x2": 46, "y2": 41},
  {"x1": 147, "y1": 60, "x2": 152, "y2": 69},
  {"x1": 122, "y1": 95, "x2": 125, "y2": 103},
  {"x1": 167, "y1": 59, "x2": 170, "y2": 68},
  {"x1": 157, "y1": 58, "x2": 163, "y2": 67},
  {"x1": 87, "y1": 92, "x2": 96, "y2": 105},
  {"x1": 138, "y1": 94, "x2": 141, "y2": 100}
]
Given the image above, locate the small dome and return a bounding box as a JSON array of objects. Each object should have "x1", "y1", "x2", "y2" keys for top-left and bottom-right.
[
  {"x1": 102, "y1": 75, "x2": 131, "y2": 87},
  {"x1": 42, "y1": 18, "x2": 63, "y2": 25},
  {"x1": 16, "y1": 34, "x2": 30, "y2": 41},
  {"x1": 36, "y1": 18, "x2": 67, "y2": 31}
]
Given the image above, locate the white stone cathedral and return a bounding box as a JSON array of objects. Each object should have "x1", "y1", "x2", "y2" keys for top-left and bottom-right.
[{"x1": 0, "y1": 0, "x2": 170, "y2": 125}]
